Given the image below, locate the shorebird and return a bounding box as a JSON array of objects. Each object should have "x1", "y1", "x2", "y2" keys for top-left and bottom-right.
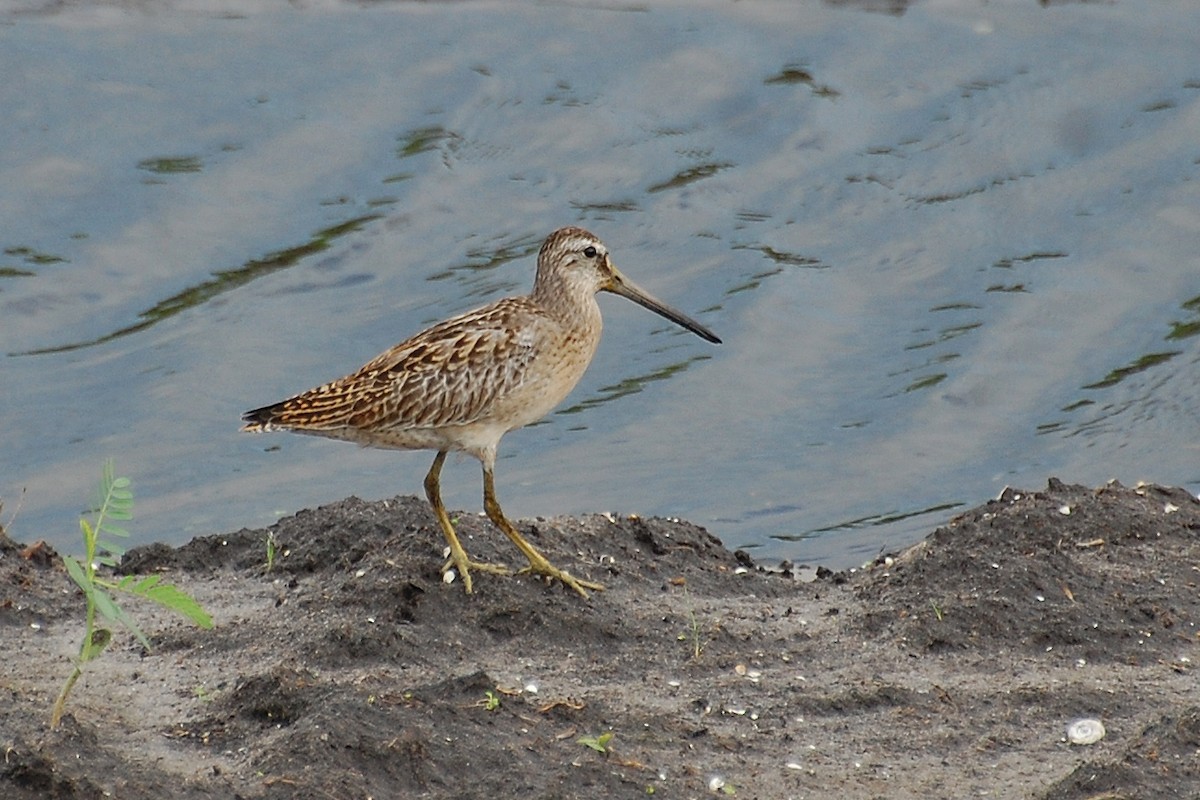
[{"x1": 242, "y1": 226, "x2": 720, "y2": 597}]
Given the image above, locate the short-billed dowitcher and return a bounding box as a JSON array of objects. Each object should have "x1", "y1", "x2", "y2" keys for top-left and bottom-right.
[{"x1": 242, "y1": 226, "x2": 720, "y2": 598}]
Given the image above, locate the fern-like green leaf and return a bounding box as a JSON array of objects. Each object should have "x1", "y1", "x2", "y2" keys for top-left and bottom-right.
[
  {"x1": 97, "y1": 464, "x2": 116, "y2": 509},
  {"x1": 99, "y1": 535, "x2": 127, "y2": 551},
  {"x1": 62, "y1": 555, "x2": 89, "y2": 593},
  {"x1": 96, "y1": 537, "x2": 124, "y2": 567},
  {"x1": 117, "y1": 574, "x2": 161, "y2": 593},
  {"x1": 111, "y1": 573, "x2": 213, "y2": 628},
  {"x1": 91, "y1": 587, "x2": 152, "y2": 651},
  {"x1": 91, "y1": 587, "x2": 122, "y2": 625},
  {"x1": 136, "y1": 575, "x2": 162, "y2": 592},
  {"x1": 143, "y1": 583, "x2": 214, "y2": 629}
]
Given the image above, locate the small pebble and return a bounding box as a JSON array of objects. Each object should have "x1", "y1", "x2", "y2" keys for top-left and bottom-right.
[{"x1": 1066, "y1": 718, "x2": 1105, "y2": 745}]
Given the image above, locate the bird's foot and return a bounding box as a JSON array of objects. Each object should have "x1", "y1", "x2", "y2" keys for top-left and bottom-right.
[
  {"x1": 517, "y1": 555, "x2": 605, "y2": 599},
  {"x1": 441, "y1": 552, "x2": 511, "y2": 594}
]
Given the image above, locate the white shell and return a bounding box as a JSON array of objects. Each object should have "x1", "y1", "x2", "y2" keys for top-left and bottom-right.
[{"x1": 1066, "y1": 718, "x2": 1106, "y2": 745}]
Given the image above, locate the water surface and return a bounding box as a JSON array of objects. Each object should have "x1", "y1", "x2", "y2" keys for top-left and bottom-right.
[{"x1": 3, "y1": 0, "x2": 1199, "y2": 568}]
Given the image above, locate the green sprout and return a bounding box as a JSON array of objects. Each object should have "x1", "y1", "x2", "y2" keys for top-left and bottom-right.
[
  {"x1": 578, "y1": 731, "x2": 614, "y2": 754},
  {"x1": 265, "y1": 530, "x2": 278, "y2": 572},
  {"x1": 676, "y1": 582, "x2": 704, "y2": 659},
  {"x1": 50, "y1": 461, "x2": 213, "y2": 728}
]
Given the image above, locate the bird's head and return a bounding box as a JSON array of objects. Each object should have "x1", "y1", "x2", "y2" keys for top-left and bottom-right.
[{"x1": 536, "y1": 226, "x2": 721, "y2": 344}]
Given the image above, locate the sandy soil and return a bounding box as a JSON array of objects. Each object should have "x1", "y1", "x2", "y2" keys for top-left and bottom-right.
[{"x1": 2, "y1": 477, "x2": 1198, "y2": 799}]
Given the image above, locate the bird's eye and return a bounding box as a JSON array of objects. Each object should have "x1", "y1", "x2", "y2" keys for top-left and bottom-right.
[{"x1": 583, "y1": 246, "x2": 598, "y2": 259}]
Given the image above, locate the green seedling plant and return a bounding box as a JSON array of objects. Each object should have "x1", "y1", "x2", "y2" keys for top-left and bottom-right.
[
  {"x1": 264, "y1": 530, "x2": 278, "y2": 573},
  {"x1": 675, "y1": 582, "x2": 704, "y2": 660},
  {"x1": 50, "y1": 460, "x2": 213, "y2": 729},
  {"x1": 578, "y1": 730, "x2": 614, "y2": 755},
  {"x1": 473, "y1": 689, "x2": 502, "y2": 711}
]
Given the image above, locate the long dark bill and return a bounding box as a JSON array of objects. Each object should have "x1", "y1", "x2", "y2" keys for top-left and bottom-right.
[{"x1": 606, "y1": 272, "x2": 722, "y2": 344}]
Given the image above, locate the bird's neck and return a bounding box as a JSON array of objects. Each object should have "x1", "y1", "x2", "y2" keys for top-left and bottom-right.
[{"x1": 531, "y1": 275, "x2": 602, "y2": 332}]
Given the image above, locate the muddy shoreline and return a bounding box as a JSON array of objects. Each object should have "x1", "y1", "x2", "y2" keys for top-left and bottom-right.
[{"x1": 2, "y1": 478, "x2": 1198, "y2": 799}]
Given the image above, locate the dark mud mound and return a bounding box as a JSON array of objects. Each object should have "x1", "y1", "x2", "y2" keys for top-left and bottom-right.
[
  {"x1": 2, "y1": 479, "x2": 1198, "y2": 799},
  {"x1": 853, "y1": 478, "x2": 1200, "y2": 662}
]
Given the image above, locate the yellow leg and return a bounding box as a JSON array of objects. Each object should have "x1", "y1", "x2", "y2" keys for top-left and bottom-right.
[
  {"x1": 424, "y1": 451, "x2": 509, "y2": 593},
  {"x1": 481, "y1": 465, "x2": 604, "y2": 598}
]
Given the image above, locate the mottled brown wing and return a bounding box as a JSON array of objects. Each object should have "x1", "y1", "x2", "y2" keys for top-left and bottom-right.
[{"x1": 242, "y1": 298, "x2": 540, "y2": 432}]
